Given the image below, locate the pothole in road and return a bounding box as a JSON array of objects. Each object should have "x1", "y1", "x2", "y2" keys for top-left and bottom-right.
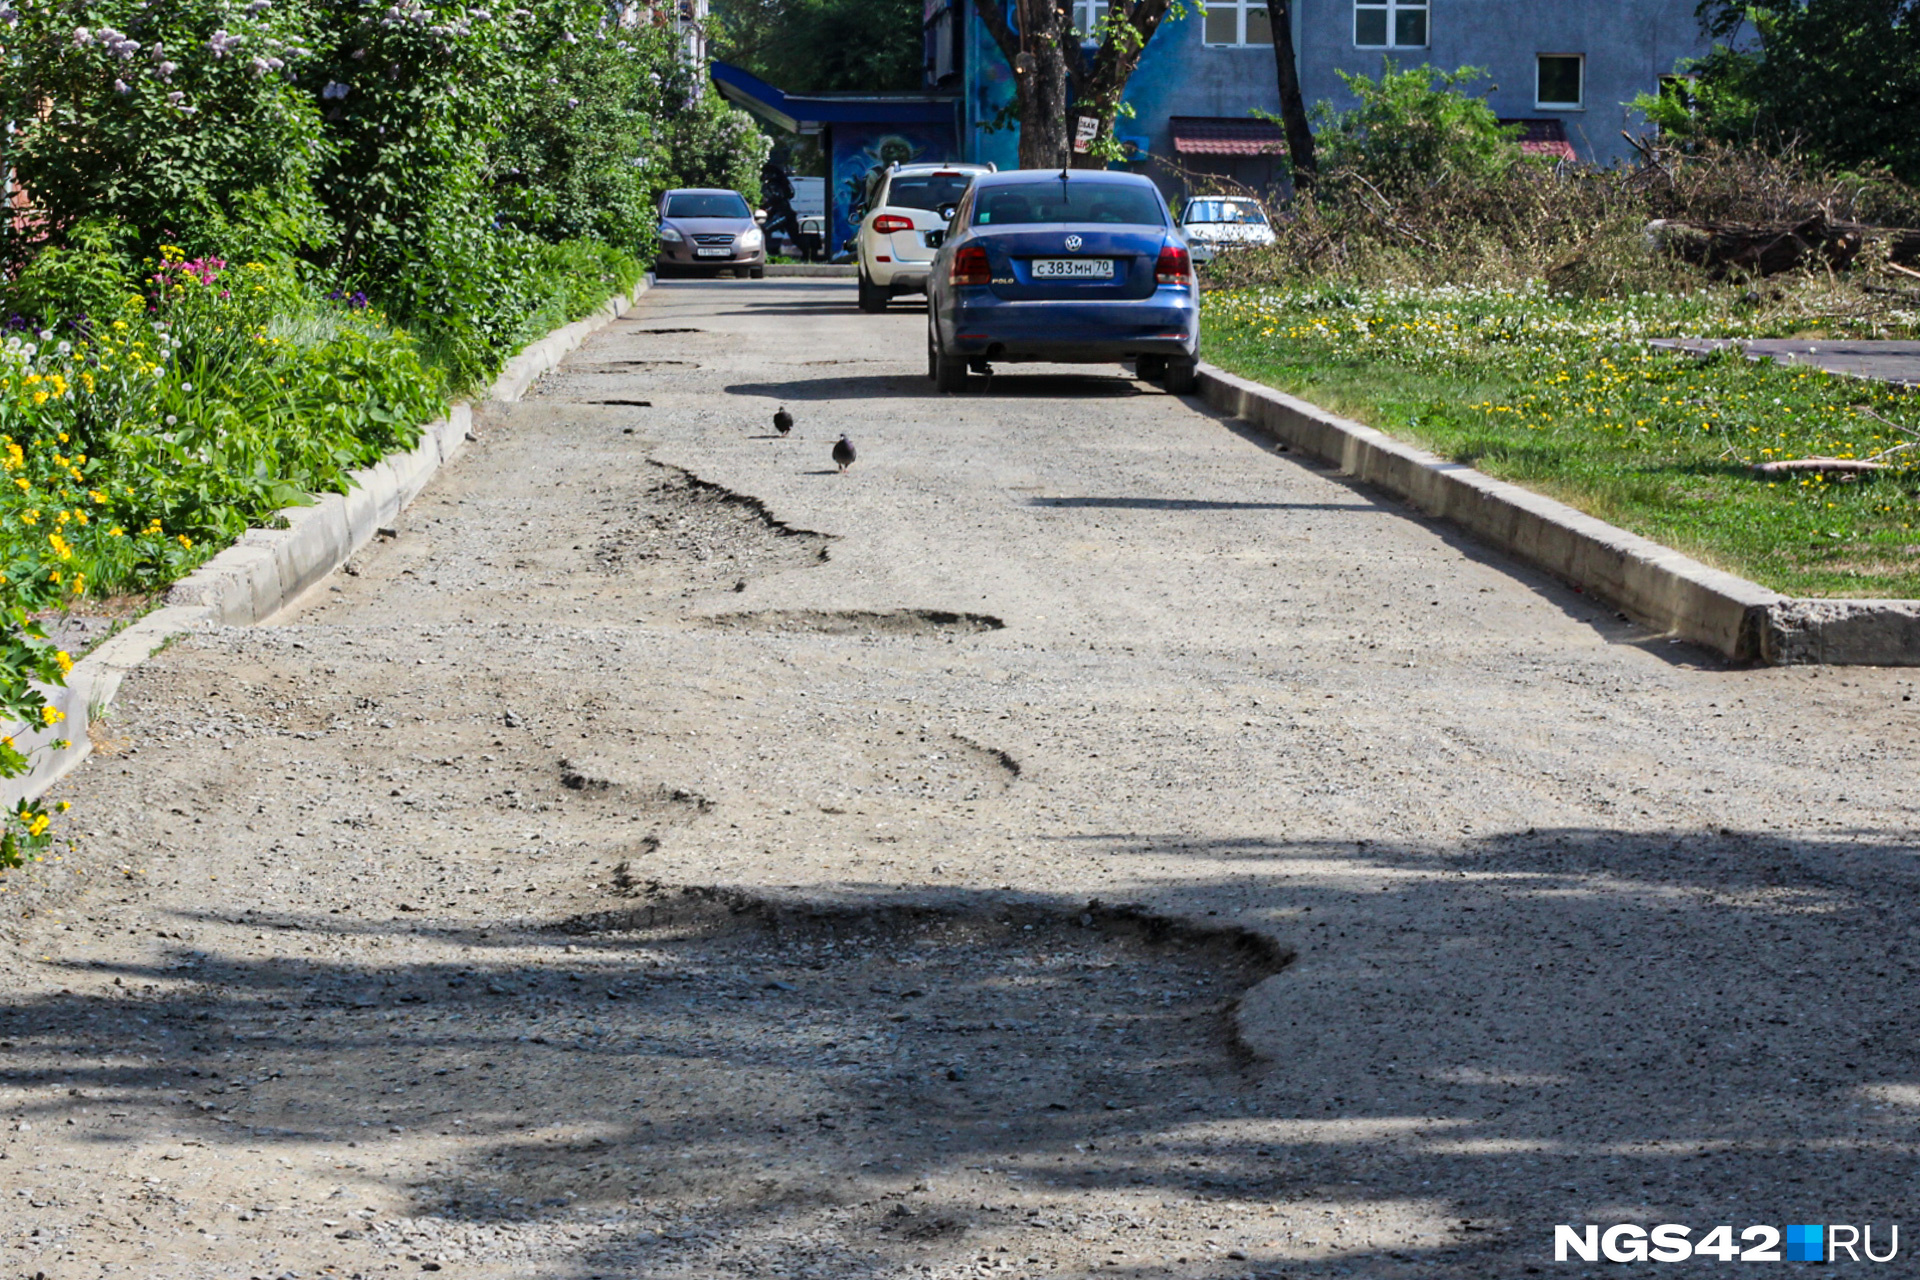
[
  {"x1": 557, "y1": 759, "x2": 714, "y2": 818},
  {"x1": 581, "y1": 359, "x2": 700, "y2": 372},
  {"x1": 593, "y1": 464, "x2": 832, "y2": 586},
  {"x1": 698, "y1": 608, "x2": 1004, "y2": 637}
]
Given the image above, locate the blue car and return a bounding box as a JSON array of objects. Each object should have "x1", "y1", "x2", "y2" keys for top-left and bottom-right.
[{"x1": 925, "y1": 169, "x2": 1201, "y2": 394}]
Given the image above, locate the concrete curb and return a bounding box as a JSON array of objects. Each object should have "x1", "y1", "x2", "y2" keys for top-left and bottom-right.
[
  {"x1": 0, "y1": 277, "x2": 652, "y2": 808},
  {"x1": 1197, "y1": 363, "x2": 1920, "y2": 666},
  {"x1": 765, "y1": 263, "x2": 854, "y2": 278}
]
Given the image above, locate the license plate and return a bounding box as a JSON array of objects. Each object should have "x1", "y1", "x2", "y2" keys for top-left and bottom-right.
[
  {"x1": 694, "y1": 247, "x2": 731, "y2": 258},
  {"x1": 1032, "y1": 257, "x2": 1114, "y2": 280}
]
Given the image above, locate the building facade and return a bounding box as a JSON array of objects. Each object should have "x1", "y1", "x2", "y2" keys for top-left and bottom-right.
[{"x1": 927, "y1": 0, "x2": 1714, "y2": 194}]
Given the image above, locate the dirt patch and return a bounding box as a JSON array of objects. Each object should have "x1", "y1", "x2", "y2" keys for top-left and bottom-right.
[
  {"x1": 557, "y1": 759, "x2": 714, "y2": 817},
  {"x1": 593, "y1": 464, "x2": 832, "y2": 583},
  {"x1": 697, "y1": 608, "x2": 1004, "y2": 636}
]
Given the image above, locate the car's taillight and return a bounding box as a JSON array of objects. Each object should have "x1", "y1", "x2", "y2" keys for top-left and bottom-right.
[
  {"x1": 872, "y1": 214, "x2": 915, "y2": 235},
  {"x1": 1156, "y1": 243, "x2": 1193, "y2": 287},
  {"x1": 949, "y1": 244, "x2": 991, "y2": 286}
]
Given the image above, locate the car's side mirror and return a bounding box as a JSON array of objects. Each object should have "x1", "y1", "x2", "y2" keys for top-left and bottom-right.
[
  {"x1": 925, "y1": 229, "x2": 946, "y2": 250},
  {"x1": 841, "y1": 237, "x2": 857, "y2": 253}
]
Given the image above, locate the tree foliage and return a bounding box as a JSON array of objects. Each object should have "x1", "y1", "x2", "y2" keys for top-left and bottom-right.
[
  {"x1": 1643, "y1": 0, "x2": 1920, "y2": 186},
  {"x1": 1313, "y1": 62, "x2": 1523, "y2": 198},
  {"x1": 711, "y1": 0, "x2": 922, "y2": 93}
]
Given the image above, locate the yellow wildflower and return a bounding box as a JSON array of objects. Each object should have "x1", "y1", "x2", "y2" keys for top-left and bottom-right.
[
  {"x1": 40, "y1": 705, "x2": 63, "y2": 726},
  {"x1": 53, "y1": 650, "x2": 71, "y2": 675},
  {"x1": 19, "y1": 509, "x2": 37, "y2": 525}
]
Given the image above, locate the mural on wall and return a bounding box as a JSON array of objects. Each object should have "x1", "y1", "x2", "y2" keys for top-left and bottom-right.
[{"x1": 828, "y1": 123, "x2": 958, "y2": 251}]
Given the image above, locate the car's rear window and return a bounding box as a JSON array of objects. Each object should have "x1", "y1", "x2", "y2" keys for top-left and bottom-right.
[
  {"x1": 886, "y1": 173, "x2": 976, "y2": 212},
  {"x1": 666, "y1": 192, "x2": 750, "y2": 219},
  {"x1": 974, "y1": 182, "x2": 1164, "y2": 227}
]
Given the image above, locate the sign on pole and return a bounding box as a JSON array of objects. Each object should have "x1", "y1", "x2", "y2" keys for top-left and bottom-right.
[{"x1": 1073, "y1": 115, "x2": 1099, "y2": 154}]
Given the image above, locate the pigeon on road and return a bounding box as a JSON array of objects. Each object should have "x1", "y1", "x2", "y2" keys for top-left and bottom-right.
[
  {"x1": 832, "y1": 435, "x2": 856, "y2": 474},
  {"x1": 773, "y1": 406, "x2": 793, "y2": 436}
]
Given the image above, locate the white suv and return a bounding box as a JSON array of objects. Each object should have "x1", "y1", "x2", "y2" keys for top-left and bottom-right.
[{"x1": 854, "y1": 162, "x2": 994, "y2": 312}]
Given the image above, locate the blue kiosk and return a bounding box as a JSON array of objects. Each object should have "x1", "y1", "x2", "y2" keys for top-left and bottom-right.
[{"x1": 710, "y1": 62, "x2": 961, "y2": 258}]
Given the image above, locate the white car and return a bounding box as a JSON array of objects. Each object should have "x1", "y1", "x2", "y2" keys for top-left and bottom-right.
[
  {"x1": 855, "y1": 162, "x2": 994, "y2": 312},
  {"x1": 1178, "y1": 196, "x2": 1277, "y2": 264}
]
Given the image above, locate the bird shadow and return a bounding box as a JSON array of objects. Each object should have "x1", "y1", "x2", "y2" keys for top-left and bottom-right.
[
  {"x1": 745, "y1": 433, "x2": 790, "y2": 440},
  {"x1": 800, "y1": 468, "x2": 843, "y2": 476}
]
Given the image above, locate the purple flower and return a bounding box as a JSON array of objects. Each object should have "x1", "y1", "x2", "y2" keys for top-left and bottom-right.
[
  {"x1": 321, "y1": 80, "x2": 350, "y2": 100},
  {"x1": 165, "y1": 89, "x2": 184, "y2": 106},
  {"x1": 72, "y1": 26, "x2": 93, "y2": 46},
  {"x1": 113, "y1": 78, "x2": 130, "y2": 94},
  {"x1": 208, "y1": 29, "x2": 241, "y2": 57},
  {"x1": 156, "y1": 60, "x2": 178, "y2": 79}
]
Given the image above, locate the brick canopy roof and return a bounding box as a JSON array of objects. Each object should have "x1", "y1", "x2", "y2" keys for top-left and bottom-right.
[
  {"x1": 1169, "y1": 116, "x2": 1287, "y2": 157},
  {"x1": 1499, "y1": 117, "x2": 1578, "y2": 161}
]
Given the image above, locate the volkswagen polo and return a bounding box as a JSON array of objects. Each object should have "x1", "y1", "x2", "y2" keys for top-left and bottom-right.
[{"x1": 925, "y1": 169, "x2": 1200, "y2": 393}]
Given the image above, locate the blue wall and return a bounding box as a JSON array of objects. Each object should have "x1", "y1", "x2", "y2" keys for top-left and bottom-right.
[{"x1": 958, "y1": 1, "x2": 1713, "y2": 184}]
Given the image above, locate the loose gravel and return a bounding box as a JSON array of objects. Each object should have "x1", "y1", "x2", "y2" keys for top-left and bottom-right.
[{"x1": 2, "y1": 280, "x2": 1918, "y2": 1279}]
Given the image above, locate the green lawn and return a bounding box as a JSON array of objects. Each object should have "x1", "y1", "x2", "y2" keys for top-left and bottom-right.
[{"x1": 1203, "y1": 283, "x2": 1920, "y2": 598}]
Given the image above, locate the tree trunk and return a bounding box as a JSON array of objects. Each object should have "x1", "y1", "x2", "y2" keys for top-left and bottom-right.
[
  {"x1": 1266, "y1": 0, "x2": 1316, "y2": 189},
  {"x1": 1065, "y1": 0, "x2": 1175, "y2": 169},
  {"x1": 978, "y1": 0, "x2": 1072, "y2": 169}
]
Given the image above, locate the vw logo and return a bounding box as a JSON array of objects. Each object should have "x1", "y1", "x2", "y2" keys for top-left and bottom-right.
[{"x1": 1064, "y1": 234, "x2": 1083, "y2": 252}]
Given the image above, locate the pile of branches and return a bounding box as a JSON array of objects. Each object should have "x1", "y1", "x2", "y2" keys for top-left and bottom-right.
[{"x1": 1205, "y1": 138, "x2": 1920, "y2": 295}]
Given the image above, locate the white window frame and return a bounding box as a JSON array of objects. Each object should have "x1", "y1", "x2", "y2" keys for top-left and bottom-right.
[
  {"x1": 1535, "y1": 53, "x2": 1586, "y2": 111},
  {"x1": 1072, "y1": 0, "x2": 1108, "y2": 37},
  {"x1": 1201, "y1": 0, "x2": 1273, "y2": 47},
  {"x1": 1352, "y1": 0, "x2": 1428, "y2": 50}
]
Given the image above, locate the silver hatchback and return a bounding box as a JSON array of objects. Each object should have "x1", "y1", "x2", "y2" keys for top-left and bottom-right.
[{"x1": 656, "y1": 188, "x2": 767, "y2": 278}]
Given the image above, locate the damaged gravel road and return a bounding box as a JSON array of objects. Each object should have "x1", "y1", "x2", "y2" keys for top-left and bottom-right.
[{"x1": 3, "y1": 278, "x2": 1920, "y2": 1279}]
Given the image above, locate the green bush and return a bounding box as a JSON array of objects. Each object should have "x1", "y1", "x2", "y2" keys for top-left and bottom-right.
[
  {"x1": 1313, "y1": 62, "x2": 1525, "y2": 198},
  {"x1": 0, "y1": 0, "x2": 333, "y2": 265},
  {"x1": 662, "y1": 89, "x2": 772, "y2": 208}
]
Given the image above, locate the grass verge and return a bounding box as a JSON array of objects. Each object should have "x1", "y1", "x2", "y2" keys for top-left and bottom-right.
[{"x1": 1204, "y1": 282, "x2": 1920, "y2": 599}]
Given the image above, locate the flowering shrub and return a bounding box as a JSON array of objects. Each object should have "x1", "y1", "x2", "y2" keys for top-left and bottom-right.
[
  {"x1": 0, "y1": 0, "x2": 332, "y2": 264},
  {"x1": 0, "y1": 0, "x2": 708, "y2": 865},
  {"x1": 1207, "y1": 283, "x2": 1920, "y2": 597}
]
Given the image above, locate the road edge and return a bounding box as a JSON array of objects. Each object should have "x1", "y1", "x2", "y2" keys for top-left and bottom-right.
[
  {"x1": 1196, "y1": 363, "x2": 1920, "y2": 666},
  {"x1": 0, "y1": 277, "x2": 653, "y2": 808}
]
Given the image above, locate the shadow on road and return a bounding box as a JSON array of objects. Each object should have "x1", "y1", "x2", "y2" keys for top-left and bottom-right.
[
  {"x1": 1031, "y1": 497, "x2": 1383, "y2": 513},
  {"x1": 5, "y1": 826, "x2": 1918, "y2": 1274},
  {"x1": 726, "y1": 371, "x2": 1151, "y2": 403}
]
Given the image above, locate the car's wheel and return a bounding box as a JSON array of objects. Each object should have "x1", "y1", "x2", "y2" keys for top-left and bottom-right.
[
  {"x1": 1135, "y1": 355, "x2": 1168, "y2": 383},
  {"x1": 857, "y1": 270, "x2": 889, "y2": 312},
  {"x1": 749, "y1": 265, "x2": 765, "y2": 279},
  {"x1": 1164, "y1": 357, "x2": 1199, "y2": 395},
  {"x1": 929, "y1": 321, "x2": 970, "y2": 393}
]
